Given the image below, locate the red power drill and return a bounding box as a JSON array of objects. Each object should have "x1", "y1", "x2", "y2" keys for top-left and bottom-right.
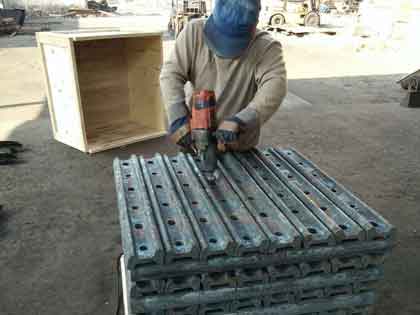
[{"x1": 191, "y1": 90, "x2": 218, "y2": 182}]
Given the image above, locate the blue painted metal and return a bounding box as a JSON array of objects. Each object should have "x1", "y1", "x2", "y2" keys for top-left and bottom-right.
[
  {"x1": 237, "y1": 150, "x2": 335, "y2": 248},
  {"x1": 114, "y1": 148, "x2": 395, "y2": 315},
  {"x1": 219, "y1": 153, "x2": 302, "y2": 252},
  {"x1": 258, "y1": 149, "x2": 365, "y2": 243},
  {"x1": 276, "y1": 148, "x2": 395, "y2": 241},
  {"x1": 114, "y1": 157, "x2": 164, "y2": 269},
  {"x1": 128, "y1": 268, "x2": 382, "y2": 312},
  {"x1": 131, "y1": 240, "x2": 391, "y2": 280}
]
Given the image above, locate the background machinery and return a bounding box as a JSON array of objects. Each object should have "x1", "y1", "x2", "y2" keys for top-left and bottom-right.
[
  {"x1": 169, "y1": 0, "x2": 209, "y2": 37},
  {"x1": 266, "y1": 0, "x2": 321, "y2": 27}
]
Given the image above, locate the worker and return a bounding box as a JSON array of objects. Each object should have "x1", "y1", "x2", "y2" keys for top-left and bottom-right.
[{"x1": 160, "y1": 0, "x2": 287, "y2": 152}]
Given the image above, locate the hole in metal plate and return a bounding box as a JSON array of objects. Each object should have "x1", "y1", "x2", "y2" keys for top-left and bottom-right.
[
  {"x1": 339, "y1": 224, "x2": 348, "y2": 230},
  {"x1": 135, "y1": 223, "x2": 143, "y2": 229},
  {"x1": 308, "y1": 228, "x2": 317, "y2": 234},
  {"x1": 168, "y1": 219, "x2": 176, "y2": 226},
  {"x1": 139, "y1": 245, "x2": 148, "y2": 251},
  {"x1": 209, "y1": 238, "x2": 217, "y2": 244}
]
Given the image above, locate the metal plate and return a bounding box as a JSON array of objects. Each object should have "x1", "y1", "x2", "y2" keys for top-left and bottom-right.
[
  {"x1": 128, "y1": 268, "x2": 382, "y2": 313},
  {"x1": 114, "y1": 148, "x2": 394, "y2": 272}
]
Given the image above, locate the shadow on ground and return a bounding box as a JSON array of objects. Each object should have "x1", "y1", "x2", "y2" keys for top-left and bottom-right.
[{"x1": 0, "y1": 74, "x2": 419, "y2": 315}]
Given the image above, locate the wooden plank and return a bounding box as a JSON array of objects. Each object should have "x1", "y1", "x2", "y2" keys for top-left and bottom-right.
[
  {"x1": 69, "y1": 38, "x2": 89, "y2": 152},
  {"x1": 41, "y1": 29, "x2": 163, "y2": 41},
  {"x1": 87, "y1": 121, "x2": 166, "y2": 153},
  {"x1": 36, "y1": 32, "x2": 70, "y2": 47},
  {"x1": 37, "y1": 39, "x2": 58, "y2": 136},
  {"x1": 42, "y1": 43, "x2": 86, "y2": 151},
  {"x1": 126, "y1": 36, "x2": 166, "y2": 132}
]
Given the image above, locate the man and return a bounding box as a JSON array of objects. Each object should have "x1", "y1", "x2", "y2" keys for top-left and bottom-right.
[{"x1": 160, "y1": 0, "x2": 287, "y2": 152}]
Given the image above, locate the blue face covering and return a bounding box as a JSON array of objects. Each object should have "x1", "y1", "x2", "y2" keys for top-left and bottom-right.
[{"x1": 204, "y1": 0, "x2": 261, "y2": 59}]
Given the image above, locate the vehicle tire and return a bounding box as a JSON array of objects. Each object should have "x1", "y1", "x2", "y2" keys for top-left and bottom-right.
[
  {"x1": 304, "y1": 12, "x2": 320, "y2": 27},
  {"x1": 269, "y1": 14, "x2": 285, "y2": 27}
]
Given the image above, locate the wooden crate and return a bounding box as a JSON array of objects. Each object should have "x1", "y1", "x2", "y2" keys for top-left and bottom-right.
[{"x1": 36, "y1": 29, "x2": 167, "y2": 153}]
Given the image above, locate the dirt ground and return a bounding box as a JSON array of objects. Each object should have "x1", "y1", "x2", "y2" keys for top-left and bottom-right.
[{"x1": 1, "y1": 23, "x2": 420, "y2": 315}]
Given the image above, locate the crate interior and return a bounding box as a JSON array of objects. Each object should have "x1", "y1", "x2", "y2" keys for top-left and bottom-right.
[{"x1": 74, "y1": 36, "x2": 165, "y2": 152}]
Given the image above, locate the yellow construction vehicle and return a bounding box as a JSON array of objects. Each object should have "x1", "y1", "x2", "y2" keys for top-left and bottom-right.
[{"x1": 265, "y1": 0, "x2": 321, "y2": 27}]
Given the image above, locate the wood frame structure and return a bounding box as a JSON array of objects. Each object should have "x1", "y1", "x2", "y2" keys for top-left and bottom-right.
[{"x1": 37, "y1": 29, "x2": 167, "y2": 153}]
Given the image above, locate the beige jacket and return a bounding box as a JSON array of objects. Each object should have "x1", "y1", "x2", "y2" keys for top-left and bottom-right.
[{"x1": 160, "y1": 19, "x2": 287, "y2": 150}]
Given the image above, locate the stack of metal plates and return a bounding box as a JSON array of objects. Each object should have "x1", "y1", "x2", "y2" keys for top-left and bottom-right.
[{"x1": 113, "y1": 148, "x2": 395, "y2": 315}]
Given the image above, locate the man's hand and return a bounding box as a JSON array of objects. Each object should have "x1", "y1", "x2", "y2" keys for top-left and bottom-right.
[
  {"x1": 169, "y1": 116, "x2": 193, "y2": 149},
  {"x1": 215, "y1": 117, "x2": 243, "y2": 152}
]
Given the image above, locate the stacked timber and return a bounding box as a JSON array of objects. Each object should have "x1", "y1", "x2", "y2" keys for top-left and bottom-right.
[{"x1": 114, "y1": 148, "x2": 395, "y2": 315}]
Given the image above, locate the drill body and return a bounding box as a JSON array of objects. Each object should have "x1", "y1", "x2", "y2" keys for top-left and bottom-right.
[{"x1": 191, "y1": 90, "x2": 218, "y2": 181}]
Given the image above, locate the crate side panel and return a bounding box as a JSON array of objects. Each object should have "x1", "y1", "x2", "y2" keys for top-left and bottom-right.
[
  {"x1": 126, "y1": 36, "x2": 166, "y2": 132},
  {"x1": 43, "y1": 43, "x2": 86, "y2": 151}
]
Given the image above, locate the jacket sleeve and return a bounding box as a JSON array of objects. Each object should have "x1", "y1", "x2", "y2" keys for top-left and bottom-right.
[
  {"x1": 160, "y1": 22, "x2": 195, "y2": 128},
  {"x1": 235, "y1": 41, "x2": 287, "y2": 128}
]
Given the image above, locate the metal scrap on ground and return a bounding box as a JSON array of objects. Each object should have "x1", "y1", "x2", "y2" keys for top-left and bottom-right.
[{"x1": 114, "y1": 147, "x2": 395, "y2": 315}]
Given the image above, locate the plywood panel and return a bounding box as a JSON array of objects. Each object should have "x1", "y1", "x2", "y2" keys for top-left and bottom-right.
[
  {"x1": 75, "y1": 38, "x2": 130, "y2": 138},
  {"x1": 126, "y1": 36, "x2": 165, "y2": 132},
  {"x1": 87, "y1": 120, "x2": 166, "y2": 153},
  {"x1": 43, "y1": 44, "x2": 86, "y2": 150},
  {"x1": 37, "y1": 31, "x2": 166, "y2": 153}
]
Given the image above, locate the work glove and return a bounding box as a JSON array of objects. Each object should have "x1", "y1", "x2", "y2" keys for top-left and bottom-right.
[
  {"x1": 169, "y1": 116, "x2": 193, "y2": 149},
  {"x1": 215, "y1": 117, "x2": 243, "y2": 152}
]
